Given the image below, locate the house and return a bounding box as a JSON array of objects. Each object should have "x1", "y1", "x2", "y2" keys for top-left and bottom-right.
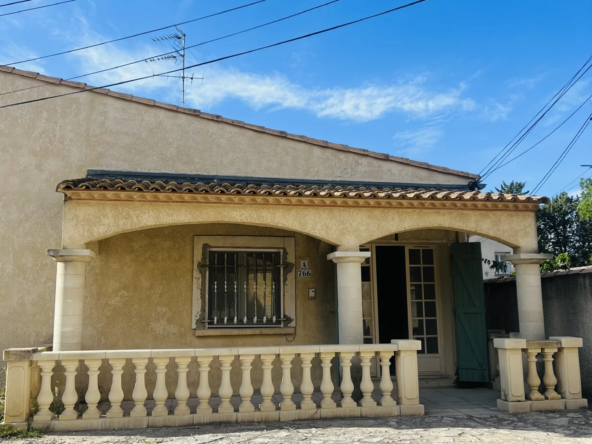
[
  {"x1": 1, "y1": 66, "x2": 586, "y2": 430},
  {"x1": 468, "y1": 236, "x2": 514, "y2": 279}
]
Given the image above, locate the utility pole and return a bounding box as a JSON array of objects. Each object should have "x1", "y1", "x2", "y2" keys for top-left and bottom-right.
[{"x1": 147, "y1": 27, "x2": 203, "y2": 108}]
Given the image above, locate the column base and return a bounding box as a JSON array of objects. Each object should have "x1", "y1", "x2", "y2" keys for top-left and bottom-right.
[
  {"x1": 497, "y1": 399, "x2": 531, "y2": 413},
  {"x1": 566, "y1": 398, "x2": 588, "y2": 410}
]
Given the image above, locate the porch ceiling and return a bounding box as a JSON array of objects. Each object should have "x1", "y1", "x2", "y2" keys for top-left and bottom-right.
[{"x1": 57, "y1": 177, "x2": 550, "y2": 207}]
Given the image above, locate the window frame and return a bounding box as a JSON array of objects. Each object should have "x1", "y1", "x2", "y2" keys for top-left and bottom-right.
[
  {"x1": 192, "y1": 236, "x2": 296, "y2": 332},
  {"x1": 205, "y1": 247, "x2": 284, "y2": 329}
]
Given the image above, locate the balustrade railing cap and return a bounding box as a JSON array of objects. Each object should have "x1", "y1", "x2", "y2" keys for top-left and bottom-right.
[
  {"x1": 549, "y1": 336, "x2": 584, "y2": 348},
  {"x1": 525, "y1": 340, "x2": 561, "y2": 349},
  {"x1": 3, "y1": 347, "x2": 46, "y2": 361},
  {"x1": 494, "y1": 338, "x2": 526, "y2": 349},
  {"x1": 391, "y1": 339, "x2": 422, "y2": 351}
]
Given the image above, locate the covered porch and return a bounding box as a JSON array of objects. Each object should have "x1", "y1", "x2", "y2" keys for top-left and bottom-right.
[{"x1": 2, "y1": 173, "x2": 587, "y2": 430}]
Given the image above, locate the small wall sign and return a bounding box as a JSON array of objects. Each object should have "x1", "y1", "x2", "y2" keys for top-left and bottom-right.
[
  {"x1": 308, "y1": 288, "x2": 316, "y2": 300},
  {"x1": 298, "y1": 258, "x2": 312, "y2": 278}
]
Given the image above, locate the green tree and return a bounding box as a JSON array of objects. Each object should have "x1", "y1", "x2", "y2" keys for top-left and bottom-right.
[
  {"x1": 537, "y1": 192, "x2": 592, "y2": 267},
  {"x1": 494, "y1": 180, "x2": 529, "y2": 195},
  {"x1": 578, "y1": 177, "x2": 592, "y2": 221}
]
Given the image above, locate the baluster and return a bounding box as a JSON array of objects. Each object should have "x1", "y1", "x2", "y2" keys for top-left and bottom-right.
[
  {"x1": 174, "y1": 357, "x2": 191, "y2": 415},
  {"x1": 34, "y1": 360, "x2": 56, "y2": 421},
  {"x1": 300, "y1": 353, "x2": 316, "y2": 410},
  {"x1": 339, "y1": 352, "x2": 356, "y2": 409},
  {"x1": 106, "y1": 358, "x2": 125, "y2": 417},
  {"x1": 60, "y1": 360, "x2": 80, "y2": 420},
  {"x1": 130, "y1": 358, "x2": 149, "y2": 417},
  {"x1": 279, "y1": 353, "x2": 296, "y2": 411},
  {"x1": 379, "y1": 351, "x2": 396, "y2": 407},
  {"x1": 259, "y1": 354, "x2": 276, "y2": 412},
  {"x1": 525, "y1": 348, "x2": 544, "y2": 401},
  {"x1": 542, "y1": 347, "x2": 561, "y2": 400},
  {"x1": 218, "y1": 355, "x2": 235, "y2": 413},
  {"x1": 320, "y1": 352, "x2": 336, "y2": 409},
  {"x1": 83, "y1": 359, "x2": 102, "y2": 419},
  {"x1": 359, "y1": 351, "x2": 377, "y2": 407},
  {"x1": 152, "y1": 357, "x2": 169, "y2": 416},
  {"x1": 239, "y1": 354, "x2": 255, "y2": 413},
  {"x1": 196, "y1": 356, "x2": 213, "y2": 414}
]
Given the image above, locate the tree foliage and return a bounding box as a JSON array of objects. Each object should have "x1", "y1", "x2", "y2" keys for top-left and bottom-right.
[
  {"x1": 578, "y1": 177, "x2": 592, "y2": 221},
  {"x1": 494, "y1": 180, "x2": 529, "y2": 195},
  {"x1": 537, "y1": 192, "x2": 592, "y2": 267}
]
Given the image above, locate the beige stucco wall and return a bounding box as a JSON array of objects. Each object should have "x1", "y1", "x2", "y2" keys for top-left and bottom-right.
[
  {"x1": 75, "y1": 224, "x2": 336, "y2": 398},
  {"x1": 0, "y1": 72, "x2": 476, "y2": 361}
]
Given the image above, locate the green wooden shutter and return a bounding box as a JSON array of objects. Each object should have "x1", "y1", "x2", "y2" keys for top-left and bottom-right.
[{"x1": 451, "y1": 243, "x2": 489, "y2": 382}]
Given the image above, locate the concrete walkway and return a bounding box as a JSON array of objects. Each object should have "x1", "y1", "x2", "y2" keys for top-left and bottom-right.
[{"x1": 421, "y1": 387, "x2": 500, "y2": 416}]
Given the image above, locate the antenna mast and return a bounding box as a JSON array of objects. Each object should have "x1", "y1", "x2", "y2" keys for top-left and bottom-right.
[{"x1": 147, "y1": 27, "x2": 204, "y2": 108}]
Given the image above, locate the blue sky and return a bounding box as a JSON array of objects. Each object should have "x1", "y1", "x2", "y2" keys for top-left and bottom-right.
[{"x1": 1, "y1": 0, "x2": 591, "y2": 196}]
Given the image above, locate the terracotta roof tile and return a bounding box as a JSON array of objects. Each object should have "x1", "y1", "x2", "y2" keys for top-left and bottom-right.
[{"x1": 56, "y1": 177, "x2": 549, "y2": 204}]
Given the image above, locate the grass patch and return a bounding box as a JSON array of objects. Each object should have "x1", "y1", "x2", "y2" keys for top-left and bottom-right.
[{"x1": 0, "y1": 424, "x2": 43, "y2": 439}]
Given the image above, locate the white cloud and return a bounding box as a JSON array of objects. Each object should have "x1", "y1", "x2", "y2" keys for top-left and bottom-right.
[
  {"x1": 0, "y1": 42, "x2": 47, "y2": 74},
  {"x1": 506, "y1": 75, "x2": 543, "y2": 89},
  {"x1": 392, "y1": 127, "x2": 443, "y2": 155},
  {"x1": 482, "y1": 101, "x2": 512, "y2": 121},
  {"x1": 186, "y1": 69, "x2": 475, "y2": 122}
]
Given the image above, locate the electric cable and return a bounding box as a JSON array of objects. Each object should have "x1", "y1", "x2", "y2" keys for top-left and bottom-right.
[
  {"x1": 531, "y1": 113, "x2": 591, "y2": 195},
  {"x1": 0, "y1": 0, "x2": 73, "y2": 17},
  {"x1": 0, "y1": 0, "x2": 427, "y2": 110},
  {"x1": 484, "y1": 93, "x2": 592, "y2": 176},
  {"x1": 0, "y1": 0, "x2": 341, "y2": 98},
  {"x1": 479, "y1": 53, "x2": 592, "y2": 178},
  {"x1": 2, "y1": 0, "x2": 267, "y2": 66},
  {"x1": 556, "y1": 167, "x2": 592, "y2": 195},
  {"x1": 0, "y1": 0, "x2": 35, "y2": 8}
]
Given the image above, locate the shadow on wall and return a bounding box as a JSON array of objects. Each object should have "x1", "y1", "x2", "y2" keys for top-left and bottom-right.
[{"x1": 484, "y1": 270, "x2": 592, "y2": 400}]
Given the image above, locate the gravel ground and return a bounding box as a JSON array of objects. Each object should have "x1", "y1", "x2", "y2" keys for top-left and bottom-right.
[{"x1": 7, "y1": 410, "x2": 592, "y2": 443}]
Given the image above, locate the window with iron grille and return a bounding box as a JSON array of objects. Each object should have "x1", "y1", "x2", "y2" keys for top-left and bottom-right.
[{"x1": 206, "y1": 249, "x2": 284, "y2": 328}]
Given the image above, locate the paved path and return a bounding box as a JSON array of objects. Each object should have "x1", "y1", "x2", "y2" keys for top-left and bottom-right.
[{"x1": 14, "y1": 410, "x2": 592, "y2": 443}]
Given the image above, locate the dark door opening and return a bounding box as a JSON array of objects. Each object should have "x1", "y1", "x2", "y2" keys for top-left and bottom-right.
[{"x1": 376, "y1": 246, "x2": 409, "y2": 343}]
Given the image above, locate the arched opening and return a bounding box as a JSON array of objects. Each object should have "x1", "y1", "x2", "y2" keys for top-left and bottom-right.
[
  {"x1": 82, "y1": 223, "x2": 337, "y2": 351},
  {"x1": 359, "y1": 227, "x2": 493, "y2": 383}
]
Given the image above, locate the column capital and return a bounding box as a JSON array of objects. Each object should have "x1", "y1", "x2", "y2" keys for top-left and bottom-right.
[
  {"x1": 47, "y1": 249, "x2": 96, "y2": 263},
  {"x1": 327, "y1": 251, "x2": 370, "y2": 263},
  {"x1": 506, "y1": 253, "x2": 551, "y2": 265}
]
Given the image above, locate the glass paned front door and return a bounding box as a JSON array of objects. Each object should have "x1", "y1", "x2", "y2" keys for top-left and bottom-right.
[{"x1": 408, "y1": 247, "x2": 440, "y2": 356}]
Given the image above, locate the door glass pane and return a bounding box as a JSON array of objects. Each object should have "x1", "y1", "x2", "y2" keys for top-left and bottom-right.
[
  {"x1": 423, "y1": 284, "x2": 436, "y2": 300},
  {"x1": 422, "y1": 249, "x2": 434, "y2": 265},
  {"x1": 410, "y1": 267, "x2": 422, "y2": 282},
  {"x1": 363, "y1": 337, "x2": 373, "y2": 344},
  {"x1": 423, "y1": 267, "x2": 435, "y2": 283},
  {"x1": 412, "y1": 319, "x2": 424, "y2": 335},
  {"x1": 412, "y1": 301, "x2": 423, "y2": 318},
  {"x1": 363, "y1": 300, "x2": 373, "y2": 318},
  {"x1": 426, "y1": 337, "x2": 439, "y2": 354},
  {"x1": 409, "y1": 249, "x2": 421, "y2": 265},
  {"x1": 363, "y1": 319, "x2": 373, "y2": 336},
  {"x1": 426, "y1": 319, "x2": 438, "y2": 335},
  {"x1": 410, "y1": 285, "x2": 422, "y2": 300},
  {"x1": 424, "y1": 301, "x2": 436, "y2": 317}
]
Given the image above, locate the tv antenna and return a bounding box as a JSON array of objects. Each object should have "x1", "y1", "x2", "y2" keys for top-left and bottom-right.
[{"x1": 146, "y1": 27, "x2": 204, "y2": 108}]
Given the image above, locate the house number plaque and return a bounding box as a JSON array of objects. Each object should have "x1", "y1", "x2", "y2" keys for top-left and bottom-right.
[{"x1": 298, "y1": 259, "x2": 312, "y2": 278}]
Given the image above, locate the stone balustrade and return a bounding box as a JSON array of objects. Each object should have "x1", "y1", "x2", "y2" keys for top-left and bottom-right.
[
  {"x1": 2, "y1": 341, "x2": 423, "y2": 432},
  {"x1": 494, "y1": 337, "x2": 588, "y2": 413}
]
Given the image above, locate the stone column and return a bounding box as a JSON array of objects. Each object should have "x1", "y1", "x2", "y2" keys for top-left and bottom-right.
[
  {"x1": 47, "y1": 249, "x2": 96, "y2": 351},
  {"x1": 506, "y1": 253, "x2": 550, "y2": 341},
  {"x1": 327, "y1": 250, "x2": 371, "y2": 344}
]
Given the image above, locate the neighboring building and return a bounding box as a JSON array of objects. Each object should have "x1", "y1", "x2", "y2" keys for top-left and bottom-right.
[
  {"x1": 2, "y1": 66, "x2": 581, "y2": 429},
  {"x1": 469, "y1": 236, "x2": 514, "y2": 279}
]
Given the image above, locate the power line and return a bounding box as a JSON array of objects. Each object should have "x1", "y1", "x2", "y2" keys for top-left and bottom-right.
[
  {"x1": 479, "y1": 53, "x2": 592, "y2": 178},
  {"x1": 0, "y1": 0, "x2": 341, "y2": 98},
  {"x1": 0, "y1": 0, "x2": 74, "y2": 17},
  {"x1": 0, "y1": 0, "x2": 35, "y2": 8},
  {"x1": 484, "y1": 93, "x2": 592, "y2": 176},
  {"x1": 2, "y1": 0, "x2": 267, "y2": 66},
  {"x1": 0, "y1": 0, "x2": 427, "y2": 110},
  {"x1": 556, "y1": 166, "x2": 592, "y2": 195},
  {"x1": 531, "y1": 113, "x2": 591, "y2": 195}
]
